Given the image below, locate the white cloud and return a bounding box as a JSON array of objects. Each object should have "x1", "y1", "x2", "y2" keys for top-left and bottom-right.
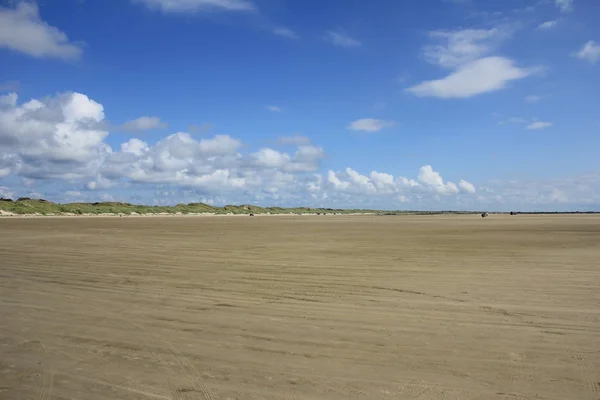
[
  {"x1": 0, "y1": 93, "x2": 18, "y2": 108},
  {"x1": 100, "y1": 193, "x2": 114, "y2": 202},
  {"x1": 134, "y1": 0, "x2": 255, "y2": 13},
  {"x1": 22, "y1": 90, "x2": 600, "y2": 211},
  {"x1": 525, "y1": 95, "x2": 541, "y2": 103},
  {"x1": 418, "y1": 165, "x2": 460, "y2": 195},
  {"x1": 499, "y1": 116, "x2": 552, "y2": 129},
  {"x1": 324, "y1": 165, "x2": 470, "y2": 199},
  {"x1": 537, "y1": 20, "x2": 558, "y2": 30},
  {"x1": 327, "y1": 171, "x2": 349, "y2": 191},
  {"x1": 121, "y1": 116, "x2": 167, "y2": 132},
  {"x1": 0, "y1": 1, "x2": 82, "y2": 60},
  {"x1": 325, "y1": 31, "x2": 361, "y2": 47},
  {"x1": 0, "y1": 92, "x2": 110, "y2": 180},
  {"x1": 573, "y1": 41, "x2": 600, "y2": 63},
  {"x1": 318, "y1": 165, "x2": 475, "y2": 208},
  {"x1": 407, "y1": 57, "x2": 533, "y2": 99},
  {"x1": 555, "y1": 0, "x2": 573, "y2": 12},
  {"x1": 423, "y1": 28, "x2": 510, "y2": 68},
  {"x1": 477, "y1": 172, "x2": 600, "y2": 211},
  {"x1": 347, "y1": 118, "x2": 396, "y2": 132},
  {"x1": 266, "y1": 105, "x2": 282, "y2": 112},
  {"x1": 459, "y1": 180, "x2": 476, "y2": 194},
  {"x1": 121, "y1": 138, "x2": 149, "y2": 156},
  {"x1": 198, "y1": 134, "x2": 242, "y2": 155},
  {"x1": 370, "y1": 171, "x2": 396, "y2": 192},
  {"x1": 289, "y1": 145, "x2": 325, "y2": 172},
  {"x1": 250, "y1": 148, "x2": 291, "y2": 169},
  {"x1": 86, "y1": 175, "x2": 113, "y2": 190},
  {"x1": 273, "y1": 27, "x2": 298, "y2": 40},
  {"x1": 526, "y1": 121, "x2": 552, "y2": 130},
  {"x1": 276, "y1": 135, "x2": 311, "y2": 146}
]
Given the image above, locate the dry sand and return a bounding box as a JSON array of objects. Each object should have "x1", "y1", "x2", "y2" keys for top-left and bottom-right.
[{"x1": 1, "y1": 214, "x2": 599, "y2": 400}]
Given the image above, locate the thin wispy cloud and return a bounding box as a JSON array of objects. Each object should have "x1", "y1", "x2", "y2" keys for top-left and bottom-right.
[
  {"x1": 276, "y1": 135, "x2": 311, "y2": 145},
  {"x1": 273, "y1": 27, "x2": 298, "y2": 40},
  {"x1": 423, "y1": 27, "x2": 511, "y2": 68},
  {"x1": 121, "y1": 116, "x2": 167, "y2": 132},
  {"x1": 555, "y1": 0, "x2": 573, "y2": 13},
  {"x1": 188, "y1": 123, "x2": 213, "y2": 134},
  {"x1": 527, "y1": 121, "x2": 553, "y2": 130},
  {"x1": 499, "y1": 117, "x2": 552, "y2": 129},
  {"x1": 266, "y1": 105, "x2": 282, "y2": 112},
  {"x1": 537, "y1": 20, "x2": 558, "y2": 30},
  {"x1": 573, "y1": 40, "x2": 600, "y2": 63},
  {"x1": 347, "y1": 118, "x2": 395, "y2": 133},
  {"x1": 133, "y1": 0, "x2": 255, "y2": 13},
  {"x1": 325, "y1": 31, "x2": 361, "y2": 47}
]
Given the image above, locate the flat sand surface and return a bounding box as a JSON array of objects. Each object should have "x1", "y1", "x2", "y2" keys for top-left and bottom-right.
[{"x1": 1, "y1": 215, "x2": 599, "y2": 400}]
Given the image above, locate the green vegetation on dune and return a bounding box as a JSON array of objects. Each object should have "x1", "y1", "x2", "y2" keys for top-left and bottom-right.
[
  {"x1": 0, "y1": 198, "x2": 386, "y2": 215},
  {"x1": 4, "y1": 198, "x2": 593, "y2": 216}
]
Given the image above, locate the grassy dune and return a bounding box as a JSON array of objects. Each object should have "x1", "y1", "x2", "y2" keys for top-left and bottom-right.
[{"x1": 0, "y1": 198, "x2": 386, "y2": 215}]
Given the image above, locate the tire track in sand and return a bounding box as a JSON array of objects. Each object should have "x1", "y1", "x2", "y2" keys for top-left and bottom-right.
[
  {"x1": 32, "y1": 337, "x2": 54, "y2": 400},
  {"x1": 572, "y1": 355, "x2": 600, "y2": 399},
  {"x1": 84, "y1": 295, "x2": 212, "y2": 400}
]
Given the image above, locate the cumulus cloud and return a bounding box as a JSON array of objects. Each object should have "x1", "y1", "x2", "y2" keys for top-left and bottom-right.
[
  {"x1": 249, "y1": 148, "x2": 291, "y2": 169},
  {"x1": 459, "y1": 180, "x2": 476, "y2": 194},
  {"x1": 418, "y1": 165, "x2": 459, "y2": 194},
  {"x1": 526, "y1": 121, "x2": 552, "y2": 130},
  {"x1": 407, "y1": 57, "x2": 533, "y2": 99},
  {"x1": 325, "y1": 165, "x2": 470, "y2": 200},
  {"x1": 324, "y1": 31, "x2": 361, "y2": 47},
  {"x1": 121, "y1": 138, "x2": 149, "y2": 156},
  {"x1": 0, "y1": 1, "x2": 82, "y2": 60},
  {"x1": 347, "y1": 118, "x2": 396, "y2": 133},
  {"x1": 121, "y1": 116, "x2": 167, "y2": 132},
  {"x1": 555, "y1": 0, "x2": 573, "y2": 12},
  {"x1": 573, "y1": 41, "x2": 600, "y2": 63},
  {"x1": 273, "y1": 27, "x2": 298, "y2": 40},
  {"x1": 133, "y1": 0, "x2": 255, "y2": 13},
  {"x1": 537, "y1": 20, "x2": 558, "y2": 30},
  {"x1": 0, "y1": 91, "x2": 110, "y2": 180},
  {"x1": 0, "y1": 93, "x2": 18, "y2": 108},
  {"x1": 0, "y1": 90, "x2": 483, "y2": 209},
  {"x1": 266, "y1": 105, "x2": 282, "y2": 112}
]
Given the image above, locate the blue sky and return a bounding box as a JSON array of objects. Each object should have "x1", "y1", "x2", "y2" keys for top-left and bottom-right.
[{"x1": 1, "y1": 0, "x2": 599, "y2": 211}]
